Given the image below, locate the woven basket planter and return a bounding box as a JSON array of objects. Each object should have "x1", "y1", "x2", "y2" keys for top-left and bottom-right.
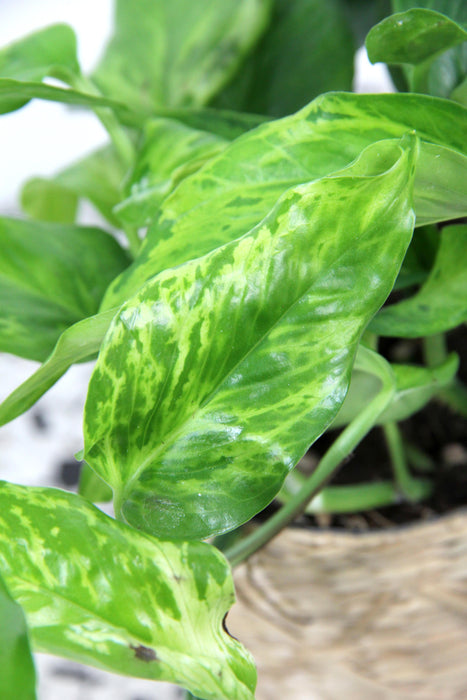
[{"x1": 229, "y1": 511, "x2": 467, "y2": 700}]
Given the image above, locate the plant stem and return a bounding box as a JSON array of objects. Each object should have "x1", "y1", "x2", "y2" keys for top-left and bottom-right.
[
  {"x1": 124, "y1": 225, "x2": 142, "y2": 258},
  {"x1": 383, "y1": 422, "x2": 433, "y2": 501},
  {"x1": 423, "y1": 333, "x2": 448, "y2": 367},
  {"x1": 71, "y1": 74, "x2": 135, "y2": 169},
  {"x1": 288, "y1": 479, "x2": 402, "y2": 514},
  {"x1": 423, "y1": 333, "x2": 467, "y2": 418},
  {"x1": 225, "y1": 348, "x2": 396, "y2": 568}
]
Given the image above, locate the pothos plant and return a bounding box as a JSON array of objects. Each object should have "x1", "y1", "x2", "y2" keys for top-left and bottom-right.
[{"x1": 0, "y1": 1, "x2": 466, "y2": 698}]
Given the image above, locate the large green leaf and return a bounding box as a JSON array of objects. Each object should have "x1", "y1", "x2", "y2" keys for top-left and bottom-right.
[
  {"x1": 371, "y1": 223, "x2": 467, "y2": 337},
  {"x1": 0, "y1": 218, "x2": 129, "y2": 361},
  {"x1": 102, "y1": 92, "x2": 467, "y2": 309},
  {"x1": 388, "y1": 0, "x2": 467, "y2": 97},
  {"x1": 21, "y1": 146, "x2": 128, "y2": 227},
  {"x1": 0, "y1": 309, "x2": 117, "y2": 427},
  {"x1": 84, "y1": 137, "x2": 417, "y2": 540},
  {"x1": 0, "y1": 482, "x2": 255, "y2": 700},
  {"x1": 116, "y1": 119, "x2": 228, "y2": 228},
  {"x1": 333, "y1": 353, "x2": 459, "y2": 427},
  {"x1": 0, "y1": 571, "x2": 36, "y2": 700},
  {"x1": 212, "y1": 0, "x2": 355, "y2": 117},
  {"x1": 0, "y1": 24, "x2": 80, "y2": 114},
  {"x1": 92, "y1": 0, "x2": 272, "y2": 111}
]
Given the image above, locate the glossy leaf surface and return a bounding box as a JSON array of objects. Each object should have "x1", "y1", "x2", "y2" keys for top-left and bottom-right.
[
  {"x1": 333, "y1": 353, "x2": 458, "y2": 427},
  {"x1": 102, "y1": 92, "x2": 467, "y2": 308},
  {"x1": 0, "y1": 218, "x2": 129, "y2": 361},
  {"x1": 21, "y1": 146, "x2": 127, "y2": 227},
  {"x1": 0, "y1": 482, "x2": 255, "y2": 700},
  {"x1": 116, "y1": 119, "x2": 228, "y2": 228},
  {"x1": 92, "y1": 0, "x2": 271, "y2": 111},
  {"x1": 389, "y1": 0, "x2": 467, "y2": 97},
  {"x1": 78, "y1": 462, "x2": 113, "y2": 502},
  {"x1": 366, "y1": 8, "x2": 467, "y2": 66},
  {"x1": 0, "y1": 24, "x2": 80, "y2": 114},
  {"x1": 212, "y1": 0, "x2": 354, "y2": 117},
  {"x1": 0, "y1": 309, "x2": 116, "y2": 427},
  {"x1": 0, "y1": 572, "x2": 36, "y2": 700},
  {"x1": 85, "y1": 138, "x2": 416, "y2": 540},
  {"x1": 371, "y1": 224, "x2": 467, "y2": 337}
]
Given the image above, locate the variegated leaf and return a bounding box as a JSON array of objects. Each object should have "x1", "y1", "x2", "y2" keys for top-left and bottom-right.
[
  {"x1": 115, "y1": 118, "x2": 228, "y2": 228},
  {"x1": 84, "y1": 137, "x2": 416, "y2": 540},
  {"x1": 102, "y1": 92, "x2": 467, "y2": 308},
  {"x1": 0, "y1": 481, "x2": 255, "y2": 700}
]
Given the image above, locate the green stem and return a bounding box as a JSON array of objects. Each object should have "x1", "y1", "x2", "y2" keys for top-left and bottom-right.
[
  {"x1": 383, "y1": 422, "x2": 433, "y2": 501},
  {"x1": 123, "y1": 225, "x2": 142, "y2": 258},
  {"x1": 423, "y1": 333, "x2": 448, "y2": 367},
  {"x1": 225, "y1": 347, "x2": 396, "y2": 568},
  {"x1": 71, "y1": 74, "x2": 135, "y2": 169},
  {"x1": 423, "y1": 333, "x2": 467, "y2": 418}
]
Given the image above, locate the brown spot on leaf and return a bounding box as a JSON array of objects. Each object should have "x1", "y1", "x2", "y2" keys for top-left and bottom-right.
[{"x1": 130, "y1": 644, "x2": 158, "y2": 662}]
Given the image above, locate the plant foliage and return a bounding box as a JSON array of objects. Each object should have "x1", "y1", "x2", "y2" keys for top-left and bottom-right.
[{"x1": 0, "y1": 0, "x2": 466, "y2": 697}]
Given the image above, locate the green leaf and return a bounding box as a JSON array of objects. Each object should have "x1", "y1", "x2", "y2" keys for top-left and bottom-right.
[
  {"x1": 115, "y1": 119, "x2": 228, "y2": 228},
  {"x1": 21, "y1": 146, "x2": 128, "y2": 227},
  {"x1": 212, "y1": 0, "x2": 355, "y2": 117},
  {"x1": 0, "y1": 309, "x2": 117, "y2": 427},
  {"x1": 0, "y1": 571, "x2": 36, "y2": 700},
  {"x1": 0, "y1": 218, "x2": 129, "y2": 361},
  {"x1": 0, "y1": 24, "x2": 80, "y2": 114},
  {"x1": 21, "y1": 179, "x2": 77, "y2": 224},
  {"x1": 102, "y1": 92, "x2": 467, "y2": 308},
  {"x1": 371, "y1": 223, "x2": 467, "y2": 337},
  {"x1": 78, "y1": 462, "x2": 113, "y2": 503},
  {"x1": 92, "y1": 0, "x2": 272, "y2": 111},
  {"x1": 0, "y1": 481, "x2": 255, "y2": 700},
  {"x1": 388, "y1": 1, "x2": 467, "y2": 97},
  {"x1": 333, "y1": 353, "x2": 459, "y2": 427},
  {"x1": 84, "y1": 137, "x2": 417, "y2": 540},
  {"x1": 366, "y1": 8, "x2": 467, "y2": 66}
]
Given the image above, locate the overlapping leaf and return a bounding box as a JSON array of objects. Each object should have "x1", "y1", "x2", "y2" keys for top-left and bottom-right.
[
  {"x1": 102, "y1": 92, "x2": 467, "y2": 309},
  {"x1": 384, "y1": 0, "x2": 467, "y2": 97},
  {"x1": 85, "y1": 137, "x2": 416, "y2": 540},
  {"x1": 0, "y1": 24, "x2": 80, "y2": 114},
  {"x1": 366, "y1": 8, "x2": 467, "y2": 66},
  {"x1": 116, "y1": 119, "x2": 228, "y2": 228},
  {"x1": 0, "y1": 572, "x2": 36, "y2": 700},
  {"x1": 212, "y1": 0, "x2": 354, "y2": 117},
  {"x1": 333, "y1": 354, "x2": 459, "y2": 427},
  {"x1": 0, "y1": 218, "x2": 129, "y2": 361},
  {"x1": 92, "y1": 0, "x2": 272, "y2": 111},
  {"x1": 371, "y1": 224, "x2": 467, "y2": 337},
  {"x1": 0, "y1": 482, "x2": 255, "y2": 700},
  {"x1": 0, "y1": 309, "x2": 117, "y2": 427},
  {"x1": 21, "y1": 146, "x2": 128, "y2": 227}
]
